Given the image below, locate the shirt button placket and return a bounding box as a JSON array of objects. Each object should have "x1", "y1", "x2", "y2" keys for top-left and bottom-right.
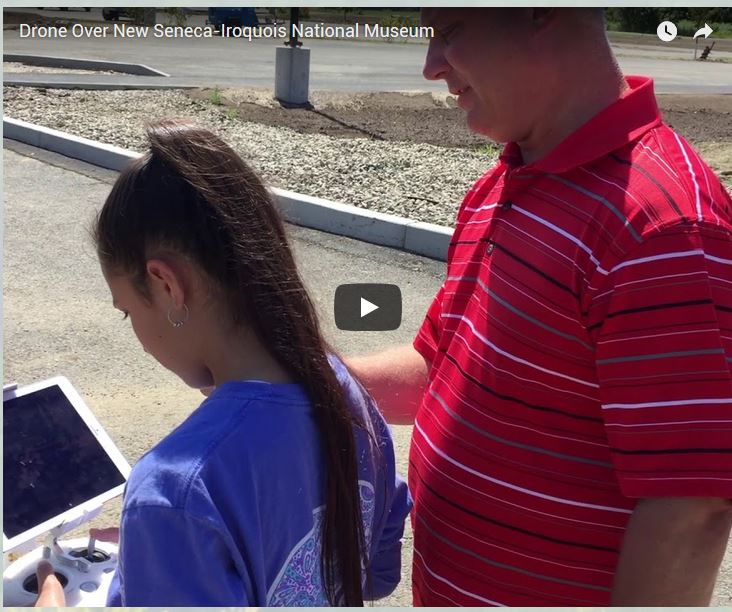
[{"x1": 487, "y1": 200, "x2": 511, "y2": 256}]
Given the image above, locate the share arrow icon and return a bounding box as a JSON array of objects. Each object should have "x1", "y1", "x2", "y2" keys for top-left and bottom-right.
[{"x1": 693, "y1": 23, "x2": 713, "y2": 39}]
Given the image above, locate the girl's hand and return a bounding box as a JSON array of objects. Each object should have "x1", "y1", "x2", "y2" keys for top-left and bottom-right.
[
  {"x1": 200, "y1": 386, "x2": 215, "y2": 397},
  {"x1": 90, "y1": 527, "x2": 120, "y2": 543},
  {"x1": 35, "y1": 560, "x2": 65, "y2": 607}
]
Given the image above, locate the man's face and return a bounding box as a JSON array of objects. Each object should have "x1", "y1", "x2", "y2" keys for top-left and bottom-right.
[{"x1": 422, "y1": 9, "x2": 545, "y2": 144}]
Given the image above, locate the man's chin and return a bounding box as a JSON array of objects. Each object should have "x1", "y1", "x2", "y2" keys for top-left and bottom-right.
[{"x1": 465, "y1": 113, "x2": 499, "y2": 141}]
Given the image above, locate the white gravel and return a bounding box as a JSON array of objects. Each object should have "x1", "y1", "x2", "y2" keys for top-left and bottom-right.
[{"x1": 3, "y1": 87, "x2": 496, "y2": 227}]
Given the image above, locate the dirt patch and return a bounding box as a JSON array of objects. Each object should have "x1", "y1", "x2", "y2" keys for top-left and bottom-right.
[
  {"x1": 188, "y1": 87, "x2": 490, "y2": 150},
  {"x1": 658, "y1": 93, "x2": 732, "y2": 143},
  {"x1": 187, "y1": 88, "x2": 731, "y2": 152}
]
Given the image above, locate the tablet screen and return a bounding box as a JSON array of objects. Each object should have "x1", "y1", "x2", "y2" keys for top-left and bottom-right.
[{"x1": 3, "y1": 385, "x2": 126, "y2": 539}]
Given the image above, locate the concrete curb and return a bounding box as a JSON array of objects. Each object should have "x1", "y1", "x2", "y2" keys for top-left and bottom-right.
[
  {"x1": 4, "y1": 53, "x2": 169, "y2": 77},
  {"x1": 3, "y1": 117, "x2": 139, "y2": 171},
  {"x1": 3, "y1": 78, "x2": 193, "y2": 91},
  {"x1": 3, "y1": 117, "x2": 452, "y2": 261}
]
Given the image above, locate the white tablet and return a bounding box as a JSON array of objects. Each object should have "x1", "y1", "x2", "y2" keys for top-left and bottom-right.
[{"x1": 3, "y1": 376, "x2": 131, "y2": 554}]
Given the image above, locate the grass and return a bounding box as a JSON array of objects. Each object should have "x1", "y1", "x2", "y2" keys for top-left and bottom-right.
[
  {"x1": 209, "y1": 86, "x2": 223, "y2": 106},
  {"x1": 702, "y1": 56, "x2": 732, "y2": 63},
  {"x1": 677, "y1": 19, "x2": 732, "y2": 38},
  {"x1": 475, "y1": 143, "x2": 500, "y2": 156}
]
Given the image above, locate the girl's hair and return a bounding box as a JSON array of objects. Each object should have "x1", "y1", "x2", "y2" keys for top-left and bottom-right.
[{"x1": 94, "y1": 120, "x2": 367, "y2": 606}]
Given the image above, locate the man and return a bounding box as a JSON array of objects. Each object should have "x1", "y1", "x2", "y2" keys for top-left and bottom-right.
[{"x1": 349, "y1": 8, "x2": 732, "y2": 606}]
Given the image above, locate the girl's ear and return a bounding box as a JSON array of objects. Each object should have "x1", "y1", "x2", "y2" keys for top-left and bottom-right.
[{"x1": 145, "y1": 258, "x2": 187, "y2": 310}]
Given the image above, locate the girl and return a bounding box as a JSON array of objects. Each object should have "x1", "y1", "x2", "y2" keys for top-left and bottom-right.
[{"x1": 91, "y1": 120, "x2": 411, "y2": 606}]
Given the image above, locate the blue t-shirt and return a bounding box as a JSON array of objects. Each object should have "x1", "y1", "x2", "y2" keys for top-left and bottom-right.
[{"x1": 106, "y1": 358, "x2": 411, "y2": 606}]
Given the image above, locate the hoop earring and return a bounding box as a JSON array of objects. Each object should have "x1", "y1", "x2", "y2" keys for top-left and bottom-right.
[{"x1": 167, "y1": 304, "x2": 189, "y2": 328}]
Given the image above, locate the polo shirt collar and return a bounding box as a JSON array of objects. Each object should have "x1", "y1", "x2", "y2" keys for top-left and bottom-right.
[{"x1": 499, "y1": 76, "x2": 662, "y2": 174}]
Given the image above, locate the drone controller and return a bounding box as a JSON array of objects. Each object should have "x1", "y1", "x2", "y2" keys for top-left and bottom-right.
[
  {"x1": 3, "y1": 378, "x2": 131, "y2": 607},
  {"x1": 3, "y1": 534, "x2": 118, "y2": 606}
]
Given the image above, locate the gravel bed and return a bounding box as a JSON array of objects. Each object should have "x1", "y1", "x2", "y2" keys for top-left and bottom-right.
[
  {"x1": 3, "y1": 62, "x2": 120, "y2": 75},
  {"x1": 3, "y1": 87, "x2": 496, "y2": 227}
]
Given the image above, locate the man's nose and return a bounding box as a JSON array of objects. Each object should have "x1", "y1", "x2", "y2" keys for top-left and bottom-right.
[{"x1": 423, "y1": 39, "x2": 449, "y2": 81}]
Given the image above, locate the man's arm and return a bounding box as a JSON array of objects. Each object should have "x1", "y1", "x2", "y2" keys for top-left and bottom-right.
[
  {"x1": 612, "y1": 496, "x2": 732, "y2": 605},
  {"x1": 346, "y1": 344, "x2": 429, "y2": 425}
]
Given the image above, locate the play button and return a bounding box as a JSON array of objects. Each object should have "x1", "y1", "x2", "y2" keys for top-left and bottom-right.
[
  {"x1": 334, "y1": 284, "x2": 402, "y2": 331},
  {"x1": 361, "y1": 298, "x2": 379, "y2": 318}
]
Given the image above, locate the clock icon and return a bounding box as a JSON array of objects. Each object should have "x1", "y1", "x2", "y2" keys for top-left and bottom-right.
[{"x1": 657, "y1": 21, "x2": 678, "y2": 42}]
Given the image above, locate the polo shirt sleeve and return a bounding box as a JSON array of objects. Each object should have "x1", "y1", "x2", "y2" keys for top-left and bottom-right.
[
  {"x1": 116, "y1": 504, "x2": 251, "y2": 606},
  {"x1": 414, "y1": 284, "x2": 444, "y2": 364},
  {"x1": 591, "y1": 223, "x2": 732, "y2": 499}
]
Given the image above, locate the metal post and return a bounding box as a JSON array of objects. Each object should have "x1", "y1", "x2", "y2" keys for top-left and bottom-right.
[{"x1": 286, "y1": 7, "x2": 302, "y2": 48}]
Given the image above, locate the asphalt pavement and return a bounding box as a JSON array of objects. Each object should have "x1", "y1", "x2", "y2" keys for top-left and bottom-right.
[{"x1": 4, "y1": 9, "x2": 731, "y2": 93}]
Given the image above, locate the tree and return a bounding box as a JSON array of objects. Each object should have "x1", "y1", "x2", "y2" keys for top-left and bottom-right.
[{"x1": 616, "y1": 8, "x2": 661, "y2": 33}]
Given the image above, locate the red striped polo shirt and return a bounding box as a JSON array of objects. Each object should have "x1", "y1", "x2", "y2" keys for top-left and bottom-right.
[{"x1": 410, "y1": 75, "x2": 732, "y2": 606}]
